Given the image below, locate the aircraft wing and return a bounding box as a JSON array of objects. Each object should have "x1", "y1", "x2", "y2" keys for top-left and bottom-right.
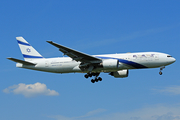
[{"x1": 47, "y1": 41, "x2": 102, "y2": 63}]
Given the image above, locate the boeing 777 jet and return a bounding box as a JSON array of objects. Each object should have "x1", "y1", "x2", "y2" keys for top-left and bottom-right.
[{"x1": 7, "y1": 37, "x2": 176, "y2": 83}]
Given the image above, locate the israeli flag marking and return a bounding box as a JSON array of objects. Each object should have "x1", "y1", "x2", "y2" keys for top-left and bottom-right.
[{"x1": 26, "y1": 48, "x2": 31, "y2": 53}]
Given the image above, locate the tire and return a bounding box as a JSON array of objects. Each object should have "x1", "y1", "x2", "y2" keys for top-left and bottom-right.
[
  {"x1": 91, "y1": 79, "x2": 95, "y2": 83},
  {"x1": 85, "y1": 74, "x2": 88, "y2": 78},
  {"x1": 98, "y1": 77, "x2": 102, "y2": 81}
]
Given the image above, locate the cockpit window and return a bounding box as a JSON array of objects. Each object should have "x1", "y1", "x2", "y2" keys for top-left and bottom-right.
[{"x1": 167, "y1": 55, "x2": 172, "y2": 57}]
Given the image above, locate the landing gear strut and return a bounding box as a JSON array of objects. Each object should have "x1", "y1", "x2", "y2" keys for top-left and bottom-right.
[
  {"x1": 159, "y1": 66, "x2": 165, "y2": 75},
  {"x1": 84, "y1": 72, "x2": 102, "y2": 83}
]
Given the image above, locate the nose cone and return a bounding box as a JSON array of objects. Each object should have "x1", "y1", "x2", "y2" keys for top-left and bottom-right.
[
  {"x1": 168, "y1": 57, "x2": 176, "y2": 64},
  {"x1": 166, "y1": 55, "x2": 176, "y2": 65},
  {"x1": 172, "y1": 57, "x2": 176, "y2": 63}
]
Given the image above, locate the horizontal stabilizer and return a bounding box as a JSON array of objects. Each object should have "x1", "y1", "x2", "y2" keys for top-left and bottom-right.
[{"x1": 7, "y1": 58, "x2": 36, "y2": 65}]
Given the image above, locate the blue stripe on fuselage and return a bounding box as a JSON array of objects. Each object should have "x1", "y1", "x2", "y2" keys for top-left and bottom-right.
[
  {"x1": 96, "y1": 56, "x2": 148, "y2": 69},
  {"x1": 17, "y1": 40, "x2": 31, "y2": 46},
  {"x1": 23, "y1": 54, "x2": 43, "y2": 58}
]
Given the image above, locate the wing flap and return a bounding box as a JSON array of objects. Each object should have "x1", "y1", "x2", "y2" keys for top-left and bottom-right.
[
  {"x1": 47, "y1": 41, "x2": 102, "y2": 63},
  {"x1": 7, "y1": 58, "x2": 36, "y2": 65}
]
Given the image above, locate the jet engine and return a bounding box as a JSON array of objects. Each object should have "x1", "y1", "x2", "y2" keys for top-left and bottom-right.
[
  {"x1": 101, "y1": 59, "x2": 119, "y2": 69},
  {"x1": 109, "y1": 70, "x2": 129, "y2": 78}
]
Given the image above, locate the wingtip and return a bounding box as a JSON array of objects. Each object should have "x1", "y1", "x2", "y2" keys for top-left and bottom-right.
[
  {"x1": 46, "y1": 41, "x2": 53, "y2": 43},
  {"x1": 7, "y1": 57, "x2": 12, "y2": 60}
]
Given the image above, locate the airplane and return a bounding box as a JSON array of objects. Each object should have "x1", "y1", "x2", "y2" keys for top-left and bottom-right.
[{"x1": 7, "y1": 37, "x2": 176, "y2": 83}]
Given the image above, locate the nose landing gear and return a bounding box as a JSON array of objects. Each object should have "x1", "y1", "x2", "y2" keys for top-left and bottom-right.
[{"x1": 159, "y1": 66, "x2": 165, "y2": 75}]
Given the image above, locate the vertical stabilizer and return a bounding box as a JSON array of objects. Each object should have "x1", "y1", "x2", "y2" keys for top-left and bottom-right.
[{"x1": 16, "y1": 37, "x2": 44, "y2": 61}]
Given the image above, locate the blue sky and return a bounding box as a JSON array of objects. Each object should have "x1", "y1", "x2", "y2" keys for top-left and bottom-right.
[{"x1": 1, "y1": 0, "x2": 180, "y2": 120}]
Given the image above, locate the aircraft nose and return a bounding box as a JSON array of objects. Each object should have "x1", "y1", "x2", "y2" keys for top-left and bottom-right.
[
  {"x1": 166, "y1": 54, "x2": 176, "y2": 64},
  {"x1": 168, "y1": 57, "x2": 176, "y2": 64},
  {"x1": 172, "y1": 57, "x2": 176, "y2": 63}
]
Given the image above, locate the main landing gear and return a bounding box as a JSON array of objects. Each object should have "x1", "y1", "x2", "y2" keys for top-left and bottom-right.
[
  {"x1": 91, "y1": 77, "x2": 102, "y2": 83},
  {"x1": 84, "y1": 73, "x2": 102, "y2": 83},
  {"x1": 159, "y1": 66, "x2": 165, "y2": 75}
]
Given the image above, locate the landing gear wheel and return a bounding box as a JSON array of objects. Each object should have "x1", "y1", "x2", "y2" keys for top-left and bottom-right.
[
  {"x1": 98, "y1": 77, "x2": 102, "y2": 81},
  {"x1": 91, "y1": 79, "x2": 95, "y2": 83},
  {"x1": 159, "y1": 66, "x2": 165, "y2": 75},
  {"x1": 84, "y1": 74, "x2": 88, "y2": 78},
  {"x1": 86, "y1": 72, "x2": 102, "y2": 83}
]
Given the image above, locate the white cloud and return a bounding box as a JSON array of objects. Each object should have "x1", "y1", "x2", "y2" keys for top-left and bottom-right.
[
  {"x1": 48, "y1": 105, "x2": 180, "y2": 120},
  {"x1": 153, "y1": 86, "x2": 180, "y2": 95},
  {"x1": 3, "y1": 82, "x2": 59, "y2": 97}
]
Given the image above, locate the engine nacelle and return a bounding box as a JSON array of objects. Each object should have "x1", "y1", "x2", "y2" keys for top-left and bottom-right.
[
  {"x1": 102, "y1": 59, "x2": 119, "y2": 69},
  {"x1": 110, "y1": 70, "x2": 129, "y2": 78}
]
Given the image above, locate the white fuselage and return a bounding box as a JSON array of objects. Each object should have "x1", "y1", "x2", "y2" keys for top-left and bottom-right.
[{"x1": 16, "y1": 52, "x2": 176, "y2": 74}]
